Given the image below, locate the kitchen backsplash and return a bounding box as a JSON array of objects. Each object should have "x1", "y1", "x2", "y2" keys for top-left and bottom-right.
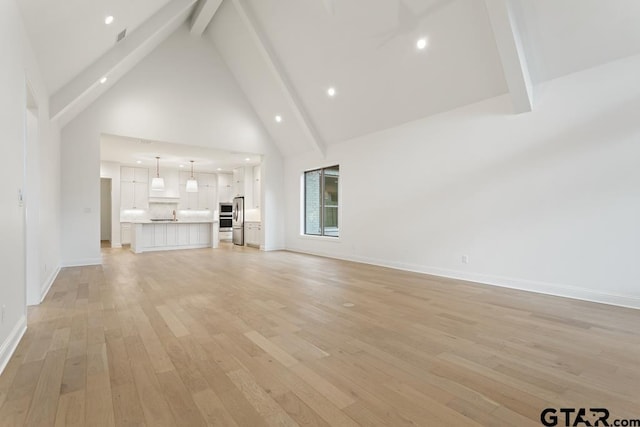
[
  {"x1": 178, "y1": 209, "x2": 215, "y2": 221},
  {"x1": 120, "y1": 203, "x2": 215, "y2": 222},
  {"x1": 149, "y1": 202, "x2": 177, "y2": 219}
]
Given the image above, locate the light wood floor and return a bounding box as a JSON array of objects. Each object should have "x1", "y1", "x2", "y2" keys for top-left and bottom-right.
[{"x1": 1, "y1": 244, "x2": 639, "y2": 426}]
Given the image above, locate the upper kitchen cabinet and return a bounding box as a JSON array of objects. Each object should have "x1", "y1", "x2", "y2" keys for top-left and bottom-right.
[
  {"x1": 197, "y1": 173, "x2": 217, "y2": 210},
  {"x1": 151, "y1": 168, "x2": 179, "y2": 198},
  {"x1": 121, "y1": 166, "x2": 148, "y2": 183},
  {"x1": 121, "y1": 167, "x2": 149, "y2": 210},
  {"x1": 178, "y1": 172, "x2": 217, "y2": 210},
  {"x1": 232, "y1": 166, "x2": 258, "y2": 208},
  {"x1": 217, "y1": 173, "x2": 232, "y2": 203},
  {"x1": 232, "y1": 167, "x2": 245, "y2": 198},
  {"x1": 252, "y1": 165, "x2": 261, "y2": 209}
]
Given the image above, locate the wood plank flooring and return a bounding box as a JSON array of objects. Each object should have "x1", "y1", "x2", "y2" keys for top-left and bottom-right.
[{"x1": 1, "y1": 243, "x2": 639, "y2": 426}]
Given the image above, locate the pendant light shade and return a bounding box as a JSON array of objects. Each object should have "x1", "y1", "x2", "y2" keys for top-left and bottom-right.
[
  {"x1": 152, "y1": 156, "x2": 165, "y2": 191},
  {"x1": 186, "y1": 160, "x2": 198, "y2": 193}
]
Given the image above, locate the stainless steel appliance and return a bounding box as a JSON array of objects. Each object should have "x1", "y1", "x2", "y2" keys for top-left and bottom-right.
[
  {"x1": 219, "y1": 202, "x2": 232, "y2": 232},
  {"x1": 232, "y1": 197, "x2": 244, "y2": 246}
]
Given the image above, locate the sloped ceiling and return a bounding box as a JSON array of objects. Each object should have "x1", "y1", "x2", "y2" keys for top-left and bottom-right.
[
  {"x1": 17, "y1": 0, "x2": 640, "y2": 157},
  {"x1": 234, "y1": 0, "x2": 509, "y2": 145},
  {"x1": 18, "y1": 0, "x2": 173, "y2": 94}
]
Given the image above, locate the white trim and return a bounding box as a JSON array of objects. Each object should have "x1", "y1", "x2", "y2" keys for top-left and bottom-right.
[
  {"x1": 297, "y1": 234, "x2": 341, "y2": 242},
  {"x1": 62, "y1": 258, "x2": 102, "y2": 267},
  {"x1": 0, "y1": 315, "x2": 27, "y2": 375},
  {"x1": 39, "y1": 265, "x2": 61, "y2": 303},
  {"x1": 286, "y1": 247, "x2": 640, "y2": 310}
]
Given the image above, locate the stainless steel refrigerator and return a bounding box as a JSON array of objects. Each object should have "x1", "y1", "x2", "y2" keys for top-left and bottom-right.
[{"x1": 232, "y1": 196, "x2": 244, "y2": 246}]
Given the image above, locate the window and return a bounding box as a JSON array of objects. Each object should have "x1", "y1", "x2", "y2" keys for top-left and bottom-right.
[{"x1": 304, "y1": 165, "x2": 339, "y2": 237}]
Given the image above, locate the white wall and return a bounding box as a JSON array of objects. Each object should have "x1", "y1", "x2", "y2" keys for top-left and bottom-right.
[
  {"x1": 25, "y1": 108, "x2": 40, "y2": 305},
  {"x1": 0, "y1": 0, "x2": 61, "y2": 373},
  {"x1": 284, "y1": 53, "x2": 640, "y2": 309},
  {"x1": 61, "y1": 24, "x2": 284, "y2": 265}
]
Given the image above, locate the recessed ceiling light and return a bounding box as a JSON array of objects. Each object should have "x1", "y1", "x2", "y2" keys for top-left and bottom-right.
[
  {"x1": 136, "y1": 160, "x2": 142, "y2": 164},
  {"x1": 105, "y1": 16, "x2": 114, "y2": 25},
  {"x1": 217, "y1": 168, "x2": 222, "y2": 171},
  {"x1": 416, "y1": 37, "x2": 428, "y2": 50},
  {"x1": 179, "y1": 164, "x2": 184, "y2": 168},
  {"x1": 99, "y1": 76, "x2": 107, "y2": 84},
  {"x1": 245, "y1": 158, "x2": 251, "y2": 161},
  {"x1": 275, "y1": 115, "x2": 282, "y2": 123},
  {"x1": 327, "y1": 87, "x2": 336, "y2": 97}
]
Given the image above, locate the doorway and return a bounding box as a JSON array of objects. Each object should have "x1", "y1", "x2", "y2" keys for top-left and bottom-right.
[{"x1": 100, "y1": 178, "x2": 112, "y2": 247}]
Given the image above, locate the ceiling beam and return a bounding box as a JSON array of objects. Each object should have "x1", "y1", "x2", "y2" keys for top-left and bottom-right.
[
  {"x1": 484, "y1": 0, "x2": 533, "y2": 113},
  {"x1": 50, "y1": 0, "x2": 198, "y2": 127},
  {"x1": 190, "y1": 0, "x2": 223, "y2": 36},
  {"x1": 232, "y1": 0, "x2": 325, "y2": 156}
]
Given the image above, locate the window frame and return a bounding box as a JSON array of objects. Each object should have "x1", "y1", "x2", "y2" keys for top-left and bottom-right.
[{"x1": 303, "y1": 165, "x2": 340, "y2": 238}]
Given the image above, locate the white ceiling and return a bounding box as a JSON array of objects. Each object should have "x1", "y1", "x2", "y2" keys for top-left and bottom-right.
[
  {"x1": 514, "y1": 0, "x2": 640, "y2": 83},
  {"x1": 18, "y1": 0, "x2": 172, "y2": 93},
  {"x1": 17, "y1": 0, "x2": 640, "y2": 156},
  {"x1": 240, "y1": 0, "x2": 508, "y2": 144},
  {"x1": 100, "y1": 133, "x2": 261, "y2": 173}
]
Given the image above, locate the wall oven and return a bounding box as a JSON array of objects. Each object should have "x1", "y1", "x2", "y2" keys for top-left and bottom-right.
[{"x1": 219, "y1": 203, "x2": 232, "y2": 231}]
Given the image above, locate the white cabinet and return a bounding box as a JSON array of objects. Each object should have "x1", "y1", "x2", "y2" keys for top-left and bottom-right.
[
  {"x1": 178, "y1": 172, "x2": 193, "y2": 209},
  {"x1": 178, "y1": 224, "x2": 190, "y2": 245},
  {"x1": 198, "y1": 223, "x2": 211, "y2": 245},
  {"x1": 133, "y1": 182, "x2": 148, "y2": 209},
  {"x1": 197, "y1": 173, "x2": 216, "y2": 210},
  {"x1": 166, "y1": 225, "x2": 177, "y2": 246},
  {"x1": 121, "y1": 222, "x2": 131, "y2": 245},
  {"x1": 198, "y1": 187, "x2": 215, "y2": 210},
  {"x1": 130, "y1": 222, "x2": 213, "y2": 253},
  {"x1": 252, "y1": 165, "x2": 261, "y2": 209},
  {"x1": 245, "y1": 222, "x2": 261, "y2": 248},
  {"x1": 232, "y1": 167, "x2": 244, "y2": 198},
  {"x1": 217, "y1": 173, "x2": 232, "y2": 203},
  {"x1": 121, "y1": 167, "x2": 148, "y2": 183},
  {"x1": 232, "y1": 166, "x2": 257, "y2": 207},
  {"x1": 178, "y1": 172, "x2": 217, "y2": 210},
  {"x1": 121, "y1": 167, "x2": 149, "y2": 209},
  {"x1": 121, "y1": 183, "x2": 134, "y2": 209}
]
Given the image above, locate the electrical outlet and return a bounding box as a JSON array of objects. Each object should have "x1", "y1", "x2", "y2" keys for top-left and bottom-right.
[{"x1": 462, "y1": 255, "x2": 469, "y2": 264}]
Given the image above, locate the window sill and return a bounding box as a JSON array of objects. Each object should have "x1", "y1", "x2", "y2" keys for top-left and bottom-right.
[{"x1": 298, "y1": 234, "x2": 341, "y2": 242}]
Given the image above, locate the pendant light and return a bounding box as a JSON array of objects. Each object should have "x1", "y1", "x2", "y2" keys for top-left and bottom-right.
[
  {"x1": 151, "y1": 156, "x2": 165, "y2": 191},
  {"x1": 186, "y1": 160, "x2": 198, "y2": 193}
]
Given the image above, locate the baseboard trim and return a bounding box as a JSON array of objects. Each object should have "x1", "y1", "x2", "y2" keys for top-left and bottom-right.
[
  {"x1": 0, "y1": 315, "x2": 27, "y2": 375},
  {"x1": 40, "y1": 265, "x2": 61, "y2": 303},
  {"x1": 286, "y1": 247, "x2": 640, "y2": 310},
  {"x1": 62, "y1": 257, "x2": 102, "y2": 267}
]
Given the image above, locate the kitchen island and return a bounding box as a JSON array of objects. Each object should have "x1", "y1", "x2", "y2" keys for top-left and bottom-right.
[{"x1": 130, "y1": 220, "x2": 219, "y2": 254}]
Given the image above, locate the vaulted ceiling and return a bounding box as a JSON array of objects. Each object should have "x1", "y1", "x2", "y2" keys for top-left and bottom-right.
[{"x1": 17, "y1": 0, "x2": 640, "y2": 157}]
